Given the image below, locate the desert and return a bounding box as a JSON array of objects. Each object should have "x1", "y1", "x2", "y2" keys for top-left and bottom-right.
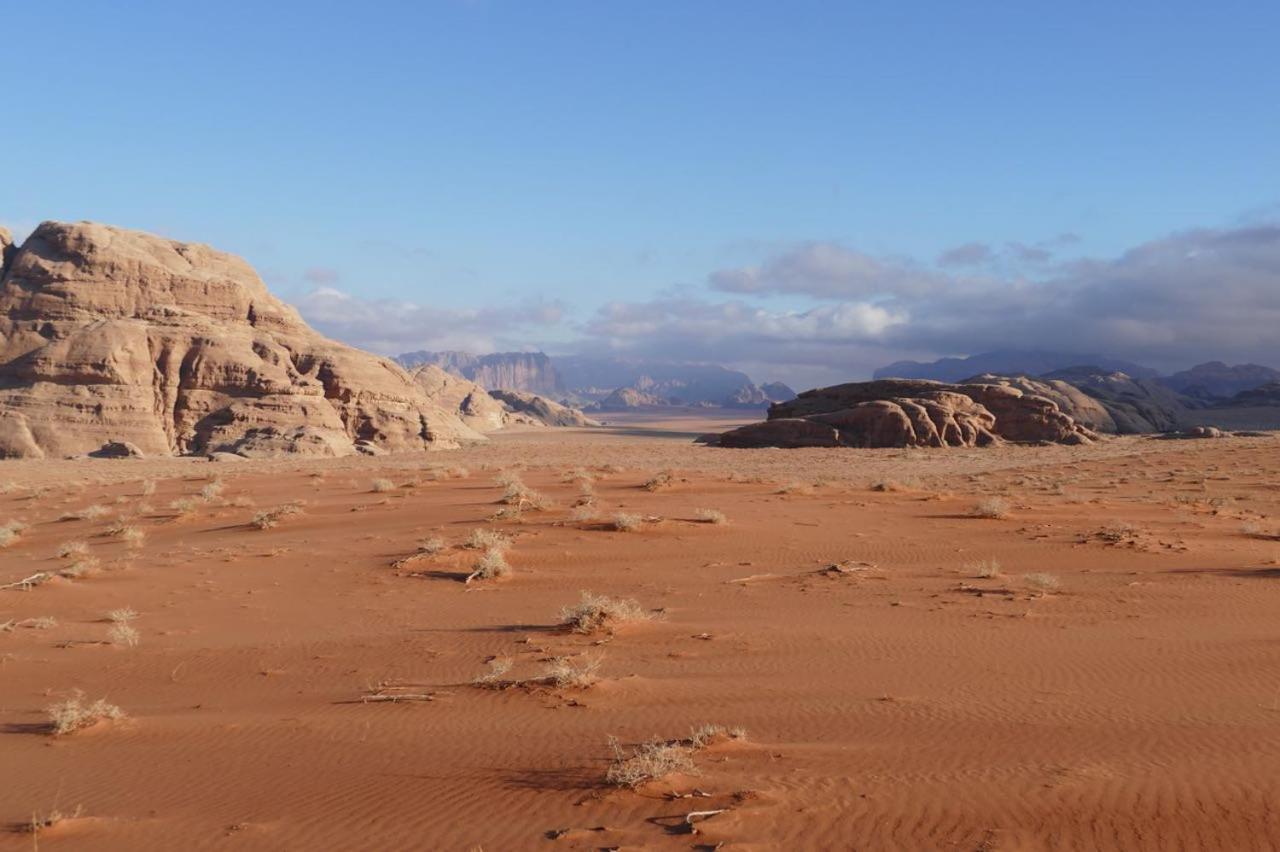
[
  {"x1": 3, "y1": 412, "x2": 1280, "y2": 849},
  {"x1": 7, "y1": 4, "x2": 1280, "y2": 849}
]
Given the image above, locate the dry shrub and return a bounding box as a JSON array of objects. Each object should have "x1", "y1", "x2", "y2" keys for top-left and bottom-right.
[
  {"x1": 612, "y1": 512, "x2": 642, "y2": 532},
  {"x1": 559, "y1": 591, "x2": 648, "y2": 634},
  {"x1": 1024, "y1": 572, "x2": 1060, "y2": 594},
  {"x1": 605, "y1": 725, "x2": 747, "y2": 788},
  {"x1": 46, "y1": 691, "x2": 125, "y2": 736},
  {"x1": 25, "y1": 805, "x2": 84, "y2": 837},
  {"x1": 642, "y1": 470, "x2": 674, "y2": 492},
  {"x1": 970, "y1": 498, "x2": 1011, "y2": 519},
  {"x1": 200, "y1": 480, "x2": 225, "y2": 501},
  {"x1": 58, "y1": 540, "x2": 89, "y2": 559},
  {"x1": 568, "y1": 504, "x2": 599, "y2": 523},
  {"x1": 694, "y1": 508, "x2": 727, "y2": 525},
  {"x1": 968, "y1": 559, "x2": 1002, "y2": 579},
  {"x1": 251, "y1": 502, "x2": 304, "y2": 530},
  {"x1": 542, "y1": 655, "x2": 601, "y2": 689},
  {"x1": 120, "y1": 526, "x2": 146, "y2": 548},
  {"x1": 371, "y1": 478, "x2": 396, "y2": 493},
  {"x1": 169, "y1": 497, "x2": 201, "y2": 518},
  {"x1": 465, "y1": 528, "x2": 511, "y2": 551},
  {"x1": 466, "y1": 547, "x2": 511, "y2": 582},
  {"x1": 775, "y1": 481, "x2": 813, "y2": 495},
  {"x1": 1096, "y1": 523, "x2": 1139, "y2": 544},
  {"x1": 472, "y1": 657, "x2": 514, "y2": 688},
  {"x1": 418, "y1": 536, "x2": 447, "y2": 555},
  {"x1": 108, "y1": 623, "x2": 140, "y2": 648},
  {"x1": 140, "y1": 479, "x2": 157, "y2": 496},
  {"x1": 58, "y1": 557, "x2": 100, "y2": 579},
  {"x1": 60, "y1": 504, "x2": 109, "y2": 521},
  {"x1": 0, "y1": 520, "x2": 26, "y2": 549}
]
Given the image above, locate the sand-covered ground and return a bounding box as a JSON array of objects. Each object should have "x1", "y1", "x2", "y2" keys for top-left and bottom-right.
[{"x1": 2, "y1": 415, "x2": 1279, "y2": 850}]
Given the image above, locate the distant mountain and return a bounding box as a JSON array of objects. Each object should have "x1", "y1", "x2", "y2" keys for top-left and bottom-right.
[
  {"x1": 875, "y1": 350, "x2": 1160, "y2": 382},
  {"x1": 1041, "y1": 367, "x2": 1189, "y2": 433},
  {"x1": 396, "y1": 351, "x2": 564, "y2": 396},
  {"x1": 1221, "y1": 381, "x2": 1280, "y2": 407},
  {"x1": 1159, "y1": 362, "x2": 1280, "y2": 403},
  {"x1": 555, "y1": 356, "x2": 784, "y2": 408}
]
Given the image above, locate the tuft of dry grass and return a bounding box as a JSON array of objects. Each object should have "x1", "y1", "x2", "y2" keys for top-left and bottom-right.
[
  {"x1": 45, "y1": 691, "x2": 125, "y2": 736},
  {"x1": 169, "y1": 497, "x2": 201, "y2": 518},
  {"x1": 775, "y1": 481, "x2": 814, "y2": 495},
  {"x1": 642, "y1": 470, "x2": 674, "y2": 492},
  {"x1": 108, "y1": 622, "x2": 141, "y2": 648},
  {"x1": 541, "y1": 655, "x2": 601, "y2": 689},
  {"x1": 612, "y1": 512, "x2": 643, "y2": 532},
  {"x1": 200, "y1": 480, "x2": 225, "y2": 502},
  {"x1": 694, "y1": 508, "x2": 727, "y2": 525},
  {"x1": 968, "y1": 559, "x2": 1002, "y2": 579},
  {"x1": 140, "y1": 479, "x2": 157, "y2": 496},
  {"x1": 60, "y1": 504, "x2": 109, "y2": 522},
  {"x1": 0, "y1": 520, "x2": 26, "y2": 549},
  {"x1": 1024, "y1": 572, "x2": 1061, "y2": 595},
  {"x1": 605, "y1": 725, "x2": 747, "y2": 788},
  {"x1": 465, "y1": 528, "x2": 511, "y2": 551},
  {"x1": 418, "y1": 536, "x2": 447, "y2": 555},
  {"x1": 58, "y1": 557, "x2": 100, "y2": 580},
  {"x1": 970, "y1": 497, "x2": 1011, "y2": 519},
  {"x1": 25, "y1": 805, "x2": 84, "y2": 837},
  {"x1": 58, "y1": 540, "x2": 89, "y2": 559},
  {"x1": 559, "y1": 591, "x2": 648, "y2": 634},
  {"x1": 568, "y1": 504, "x2": 599, "y2": 523},
  {"x1": 466, "y1": 547, "x2": 511, "y2": 583},
  {"x1": 472, "y1": 657, "x2": 514, "y2": 688},
  {"x1": 251, "y1": 502, "x2": 304, "y2": 530},
  {"x1": 370, "y1": 478, "x2": 396, "y2": 493}
]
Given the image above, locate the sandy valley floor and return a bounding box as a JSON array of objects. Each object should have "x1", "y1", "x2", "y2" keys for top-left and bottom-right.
[{"x1": 2, "y1": 414, "x2": 1279, "y2": 850}]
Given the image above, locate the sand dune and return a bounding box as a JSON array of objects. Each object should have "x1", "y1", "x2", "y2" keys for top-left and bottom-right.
[{"x1": 2, "y1": 415, "x2": 1278, "y2": 850}]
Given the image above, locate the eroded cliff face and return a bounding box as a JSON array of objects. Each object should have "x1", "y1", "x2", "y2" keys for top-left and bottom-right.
[
  {"x1": 398, "y1": 351, "x2": 565, "y2": 396},
  {"x1": 0, "y1": 221, "x2": 483, "y2": 458}
]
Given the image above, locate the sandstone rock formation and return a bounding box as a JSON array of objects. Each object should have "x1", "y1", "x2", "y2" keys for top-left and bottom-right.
[
  {"x1": 711, "y1": 379, "x2": 1098, "y2": 449},
  {"x1": 407, "y1": 365, "x2": 598, "y2": 430},
  {"x1": 487, "y1": 389, "x2": 599, "y2": 427},
  {"x1": 588, "y1": 387, "x2": 672, "y2": 411},
  {"x1": 963, "y1": 373, "x2": 1117, "y2": 433},
  {"x1": 0, "y1": 221, "x2": 484, "y2": 459}
]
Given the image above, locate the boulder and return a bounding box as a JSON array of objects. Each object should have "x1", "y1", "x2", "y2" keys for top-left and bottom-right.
[
  {"x1": 0, "y1": 221, "x2": 484, "y2": 458},
  {"x1": 89, "y1": 440, "x2": 145, "y2": 459}
]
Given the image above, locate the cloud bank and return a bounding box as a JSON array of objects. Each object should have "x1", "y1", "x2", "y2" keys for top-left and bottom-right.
[{"x1": 291, "y1": 222, "x2": 1280, "y2": 387}]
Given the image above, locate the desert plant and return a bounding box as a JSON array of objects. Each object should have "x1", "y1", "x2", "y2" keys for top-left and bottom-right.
[
  {"x1": 60, "y1": 504, "x2": 109, "y2": 521},
  {"x1": 559, "y1": 591, "x2": 648, "y2": 634},
  {"x1": 0, "y1": 520, "x2": 26, "y2": 549},
  {"x1": 568, "y1": 504, "x2": 599, "y2": 523},
  {"x1": 612, "y1": 512, "x2": 642, "y2": 532},
  {"x1": 58, "y1": 540, "x2": 90, "y2": 559},
  {"x1": 108, "y1": 623, "x2": 141, "y2": 648},
  {"x1": 251, "y1": 502, "x2": 304, "y2": 530},
  {"x1": 604, "y1": 725, "x2": 745, "y2": 789},
  {"x1": 970, "y1": 498, "x2": 1011, "y2": 519},
  {"x1": 694, "y1": 508, "x2": 727, "y2": 525},
  {"x1": 968, "y1": 559, "x2": 1002, "y2": 579},
  {"x1": 169, "y1": 497, "x2": 201, "y2": 518},
  {"x1": 200, "y1": 480, "x2": 225, "y2": 501},
  {"x1": 106, "y1": 607, "x2": 138, "y2": 624},
  {"x1": 465, "y1": 528, "x2": 511, "y2": 551},
  {"x1": 45, "y1": 691, "x2": 124, "y2": 735},
  {"x1": 541, "y1": 655, "x2": 601, "y2": 689},
  {"x1": 776, "y1": 481, "x2": 814, "y2": 495},
  {"x1": 642, "y1": 470, "x2": 674, "y2": 492},
  {"x1": 417, "y1": 536, "x2": 447, "y2": 555},
  {"x1": 1024, "y1": 572, "x2": 1060, "y2": 595},
  {"x1": 58, "y1": 557, "x2": 100, "y2": 579},
  {"x1": 120, "y1": 526, "x2": 146, "y2": 548},
  {"x1": 472, "y1": 657, "x2": 514, "y2": 688},
  {"x1": 466, "y1": 547, "x2": 511, "y2": 583},
  {"x1": 371, "y1": 478, "x2": 396, "y2": 493}
]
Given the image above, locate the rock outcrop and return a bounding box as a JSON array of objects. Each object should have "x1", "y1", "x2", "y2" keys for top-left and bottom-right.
[
  {"x1": 487, "y1": 389, "x2": 599, "y2": 428},
  {"x1": 408, "y1": 365, "x2": 598, "y2": 430},
  {"x1": 710, "y1": 379, "x2": 1097, "y2": 449},
  {"x1": 588, "y1": 387, "x2": 672, "y2": 411},
  {"x1": 1041, "y1": 368, "x2": 1189, "y2": 433},
  {"x1": 0, "y1": 221, "x2": 483, "y2": 459},
  {"x1": 962, "y1": 374, "x2": 1117, "y2": 433}
]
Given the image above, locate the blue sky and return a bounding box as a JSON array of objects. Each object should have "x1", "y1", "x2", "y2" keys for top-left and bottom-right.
[{"x1": 3, "y1": 1, "x2": 1279, "y2": 385}]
